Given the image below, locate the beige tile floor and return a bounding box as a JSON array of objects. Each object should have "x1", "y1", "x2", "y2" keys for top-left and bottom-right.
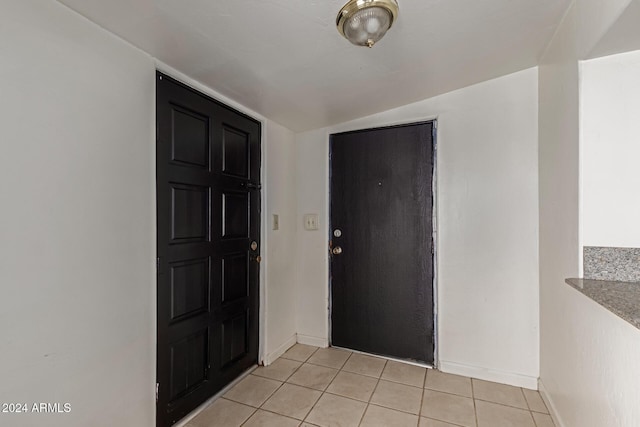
[{"x1": 186, "y1": 344, "x2": 555, "y2": 427}]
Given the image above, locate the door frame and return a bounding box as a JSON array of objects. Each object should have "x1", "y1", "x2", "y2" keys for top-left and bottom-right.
[
  {"x1": 327, "y1": 117, "x2": 439, "y2": 367},
  {"x1": 153, "y1": 62, "x2": 268, "y2": 423}
]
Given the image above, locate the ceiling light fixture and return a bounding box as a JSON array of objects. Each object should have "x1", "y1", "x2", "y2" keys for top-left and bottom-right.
[{"x1": 336, "y1": 0, "x2": 399, "y2": 48}]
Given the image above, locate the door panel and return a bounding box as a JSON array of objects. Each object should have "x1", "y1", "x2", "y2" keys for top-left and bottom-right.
[
  {"x1": 222, "y1": 253, "x2": 249, "y2": 304},
  {"x1": 222, "y1": 126, "x2": 250, "y2": 177},
  {"x1": 170, "y1": 184, "x2": 209, "y2": 242},
  {"x1": 171, "y1": 107, "x2": 210, "y2": 168},
  {"x1": 157, "y1": 72, "x2": 261, "y2": 427},
  {"x1": 221, "y1": 311, "x2": 250, "y2": 367},
  {"x1": 169, "y1": 257, "x2": 210, "y2": 321},
  {"x1": 330, "y1": 122, "x2": 434, "y2": 364},
  {"x1": 168, "y1": 329, "x2": 209, "y2": 400},
  {"x1": 222, "y1": 192, "x2": 249, "y2": 238}
]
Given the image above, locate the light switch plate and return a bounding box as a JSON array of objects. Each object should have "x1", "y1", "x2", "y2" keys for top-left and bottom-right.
[
  {"x1": 272, "y1": 214, "x2": 279, "y2": 231},
  {"x1": 303, "y1": 214, "x2": 319, "y2": 231}
]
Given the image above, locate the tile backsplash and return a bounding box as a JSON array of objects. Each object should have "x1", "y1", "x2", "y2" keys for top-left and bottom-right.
[{"x1": 583, "y1": 246, "x2": 640, "y2": 282}]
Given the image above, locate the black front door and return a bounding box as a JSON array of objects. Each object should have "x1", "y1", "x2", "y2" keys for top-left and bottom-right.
[
  {"x1": 330, "y1": 122, "x2": 435, "y2": 364},
  {"x1": 156, "y1": 72, "x2": 261, "y2": 426}
]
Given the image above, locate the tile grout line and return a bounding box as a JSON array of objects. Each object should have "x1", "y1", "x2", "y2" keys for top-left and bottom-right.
[
  {"x1": 357, "y1": 358, "x2": 387, "y2": 426},
  {"x1": 421, "y1": 385, "x2": 477, "y2": 400},
  {"x1": 473, "y1": 397, "x2": 539, "y2": 412},
  {"x1": 532, "y1": 411, "x2": 540, "y2": 427},
  {"x1": 519, "y1": 386, "x2": 539, "y2": 427},
  {"x1": 239, "y1": 405, "x2": 301, "y2": 426},
  {"x1": 225, "y1": 397, "x2": 258, "y2": 427},
  {"x1": 417, "y1": 368, "x2": 428, "y2": 425},
  {"x1": 471, "y1": 378, "x2": 479, "y2": 427},
  {"x1": 300, "y1": 347, "x2": 351, "y2": 425},
  {"x1": 285, "y1": 347, "x2": 324, "y2": 425},
  {"x1": 281, "y1": 346, "x2": 324, "y2": 423},
  {"x1": 521, "y1": 387, "x2": 533, "y2": 412},
  {"x1": 417, "y1": 386, "x2": 428, "y2": 426},
  {"x1": 251, "y1": 345, "x2": 320, "y2": 424},
  {"x1": 365, "y1": 373, "x2": 426, "y2": 416}
]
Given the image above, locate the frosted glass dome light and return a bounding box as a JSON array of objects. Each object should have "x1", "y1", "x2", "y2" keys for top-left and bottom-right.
[{"x1": 337, "y1": 0, "x2": 399, "y2": 48}]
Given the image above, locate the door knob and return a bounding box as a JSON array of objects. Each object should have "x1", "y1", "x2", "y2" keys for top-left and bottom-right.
[
  {"x1": 332, "y1": 246, "x2": 343, "y2": 255},
  {"x1": 255, "y1": 255, "x2": 262, "y2": 263}
]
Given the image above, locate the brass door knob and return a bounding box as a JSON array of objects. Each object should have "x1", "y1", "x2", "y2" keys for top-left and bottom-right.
[
  {"x1": 332, "y1": 246, "x2": 343, "y2": 255},
  {"x1": 255, "y1": 255, "x2": 262, "y2": 263}
]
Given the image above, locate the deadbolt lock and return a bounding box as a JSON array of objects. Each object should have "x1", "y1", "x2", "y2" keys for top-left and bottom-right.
[{"x1": 250, "y1": 241, "x2": 258, "y2": 251}]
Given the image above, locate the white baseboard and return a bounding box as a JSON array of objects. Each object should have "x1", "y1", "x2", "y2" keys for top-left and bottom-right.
[
  {"x1": 264, "y1": 334, "x2": 297, "y2": 365},
  {"x1": 538, "y1": 379, "x2": 566, "y2": 427},
  {"x1": 439, "y1": 360, "x2": 538, "y2": 389},
  {"x1": 296, "y1": 333, "x2": 328, "y2": 348}
]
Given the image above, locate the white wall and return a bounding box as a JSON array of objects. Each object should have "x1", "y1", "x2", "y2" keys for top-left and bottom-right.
[
  {"x1": 539, "y1": 288, "x2": 640, "y2": 427},
  {"x1": 264, "y1": 121, "x2": 298, "y2": 361},
  {"x1": 295, "y1": 68, "x2": 540, "y2": 388},
  {"x1": 0, "y1": 1, "x2": 299, "y2": 425},
  {"x1": 538, "y1": 5, "x2": 581, "y2": 423},
  {"x1": 580, "y1": 50, "x2": 640, "y2": 248},
  {"x1": 0, "y1": 1, "x2": 156, "y2": 426},
  {"x1": 294, "y1": 129, "x2": 331, "y2": 347},
  {"x1": 538, "y1": 1, "x2": 640, "y2": 426}
]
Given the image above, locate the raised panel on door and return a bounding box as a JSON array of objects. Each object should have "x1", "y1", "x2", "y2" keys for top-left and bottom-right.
[
  {"x1": 157, "y1": 72, "x2": 261, "y2": 427},
  {"x1": 222, "y1": 252, "x2": 249, "y2": 305},
  {"x1": 221, "y1": 311, "x2": 249, "y2": 368},
  {"x1": 170, "y1": 184, "x2": 210, "y2": 243},
  {"x1": 171, "y1": 107, "x2": 210, "y2": 169},
  {"x1": 168, "y1": 328, "x2": 209, "y2": 401},
  {"x1": 222, "y1": 125, "x2": 249, "y2": 178},
  {"x1": 169, "y1": 257, "x2": 210, "y2": 321},
  {"x1": 222, "y1": 192, "x2": 249, "y2": 239}
]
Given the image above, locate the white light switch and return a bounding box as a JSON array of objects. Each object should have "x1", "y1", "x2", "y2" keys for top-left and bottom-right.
[
  {"x1": 303, "y1": 214, "x2": 319, "y2": 231},
  {"x1": 272, "y1": 214, "x2": 279, "y2": 231}
]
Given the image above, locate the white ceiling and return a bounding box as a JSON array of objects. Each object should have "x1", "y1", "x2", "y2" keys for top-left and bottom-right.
[
  {"x1": 57, "y1": 0, "x2": 571, "y2": 131},
  {"x1": 587, "y1": 0, "x2": 640, "y2": 59}
]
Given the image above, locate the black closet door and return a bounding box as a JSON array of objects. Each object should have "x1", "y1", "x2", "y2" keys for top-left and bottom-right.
[{"x1": 156, "y1": 72, "x2": 261, "y2": 427}]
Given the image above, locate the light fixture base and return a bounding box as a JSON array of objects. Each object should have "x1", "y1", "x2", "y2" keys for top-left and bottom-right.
[{"x1": 336, "y1": 0, "x2": 399, "y2": 47}]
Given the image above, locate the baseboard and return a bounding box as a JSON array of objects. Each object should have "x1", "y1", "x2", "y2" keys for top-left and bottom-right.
[
  {"x1": 264, "y1": 334, "x2": 297, "y2": 365},
  {"x1": 296, "y1": 333, "x2": 329, "y2": 348},
  {"x1": 538, "y1": 379, "x2": 566, "y2": 427},
  {"x1": 438, "y1": 360, "x2": 538, "y2": 389}
]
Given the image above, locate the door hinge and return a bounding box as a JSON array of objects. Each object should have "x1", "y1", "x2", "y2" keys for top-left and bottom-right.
[{"x1": 156, "y1": 383, "x2": 159, "y2": 403}]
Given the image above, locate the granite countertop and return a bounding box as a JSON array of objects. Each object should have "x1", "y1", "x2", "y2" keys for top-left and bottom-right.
[{"x1": 566, "y1": 278, "x2": 640, "y2": 330}]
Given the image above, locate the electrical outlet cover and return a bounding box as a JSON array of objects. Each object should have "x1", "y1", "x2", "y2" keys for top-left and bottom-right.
[{"x1": 303, "y1": 214, "x2": 319, "y2": 231}]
